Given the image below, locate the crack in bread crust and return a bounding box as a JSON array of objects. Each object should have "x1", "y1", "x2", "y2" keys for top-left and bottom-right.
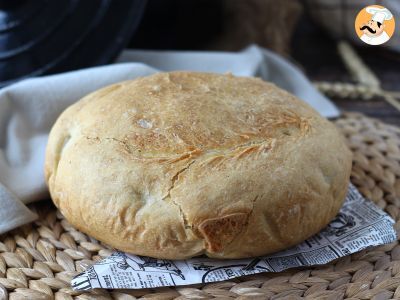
[
  {"x1": 202, "y1": 195, "x2": 259, "y2": 254},
  {"x1": 85, "y1": 136, "x2": 278, "y2": 162},
  {"x1": 199, "y1": 213, "x2": 249, "y2": 253},
  {"x1": 162, "y1": 160, "x2": 196, "y2": 201},
  {"x1": 162, "y1": 160, "x2": 196, "y2": 230}
]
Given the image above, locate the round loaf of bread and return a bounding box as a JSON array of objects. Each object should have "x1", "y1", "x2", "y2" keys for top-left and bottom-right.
[{"x1": 45, "y1": 72, "x2": 352, "y2": 259}]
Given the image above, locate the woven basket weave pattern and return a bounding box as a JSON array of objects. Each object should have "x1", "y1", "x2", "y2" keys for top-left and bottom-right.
[{"x1": 0, "y1": 112, "x2": 399, "y2": 300}]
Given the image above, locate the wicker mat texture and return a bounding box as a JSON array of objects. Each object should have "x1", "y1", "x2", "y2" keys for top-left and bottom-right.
[{"x1": 0, "y1": 112, "x2": 399, "y2": 300}]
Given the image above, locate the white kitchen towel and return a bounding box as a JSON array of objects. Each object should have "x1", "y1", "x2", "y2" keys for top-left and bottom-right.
[{"x1": 0, "y1": 45, "x2": 339, "y2": 234}]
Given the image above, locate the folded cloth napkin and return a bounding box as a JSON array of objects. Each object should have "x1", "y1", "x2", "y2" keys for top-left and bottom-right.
[{"x1": 0, "y1": 45, "x2": 339, "y2": 234}]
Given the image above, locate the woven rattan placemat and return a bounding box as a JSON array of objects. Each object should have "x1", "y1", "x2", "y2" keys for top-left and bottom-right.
[{"x1": 0, "y1": 112, "x2": 399, "y2": 300}]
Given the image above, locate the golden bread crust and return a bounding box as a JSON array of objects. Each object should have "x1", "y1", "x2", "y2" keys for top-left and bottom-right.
[{"x1": 45, "y1": 72, "x2": 352, "y2": 259}]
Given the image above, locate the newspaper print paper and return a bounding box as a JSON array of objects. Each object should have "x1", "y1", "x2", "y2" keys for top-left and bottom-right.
[{"x1": 72, "y1": 184, "x2": 396, "y2": 290}]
